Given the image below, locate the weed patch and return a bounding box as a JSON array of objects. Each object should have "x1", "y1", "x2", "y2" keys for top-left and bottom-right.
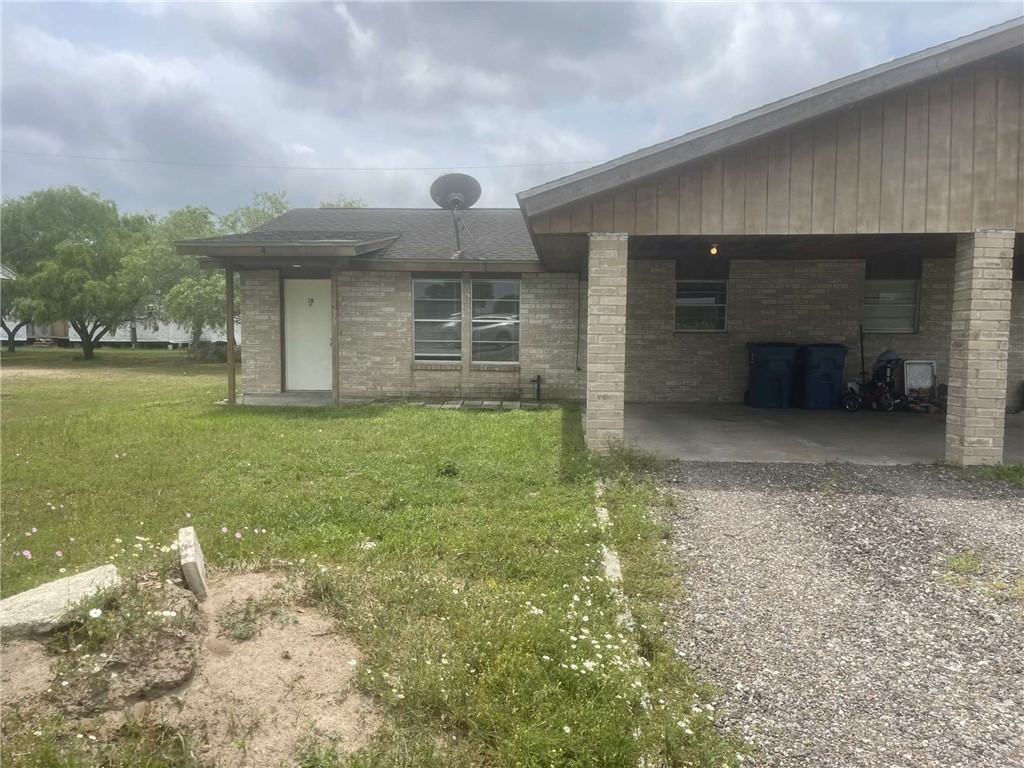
[
  {"x1": 944, "y1": 550, "x2": 985, "y2": 576},
  {"x1": 218, "y1": 594, "x2": 290, "y2": 641},
  {"x1": 934, "y1": 460, "x2": 1024, "y2": 486}
]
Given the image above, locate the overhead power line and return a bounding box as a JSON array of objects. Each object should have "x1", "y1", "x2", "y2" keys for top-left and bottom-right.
[{"x1": 1, "y1": 149, "x2": 597, "y2": 172}]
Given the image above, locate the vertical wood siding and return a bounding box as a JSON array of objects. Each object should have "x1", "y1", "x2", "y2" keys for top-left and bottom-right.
[{"x1": 535, "y1": 58, "x2": 1023, "y2": 236}]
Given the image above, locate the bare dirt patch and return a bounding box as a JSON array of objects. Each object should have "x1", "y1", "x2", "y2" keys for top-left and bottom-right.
[
  {"x1": 0, "y1": 366, "x2": 85, "y2": 380},
  {"x1": 0, "y1": 639, "x2": 51, "y2": 707},
  {"x1": 1, "y1": 569, "x2": 379, "y2": 766}
]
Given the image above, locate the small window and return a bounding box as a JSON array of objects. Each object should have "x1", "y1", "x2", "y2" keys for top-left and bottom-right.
[
  {"x1": 472, "y1": 279, "x2": 520, "y2": 363},
  {"x1": 414, "y1": 279, "x2": 462, "y2": 361},
  {"x1": 863, "y1": 279, "x2": 918, "y2": 333},
  {"x1": 676, "y1": 281, "x2": 727, "y2": 331}
]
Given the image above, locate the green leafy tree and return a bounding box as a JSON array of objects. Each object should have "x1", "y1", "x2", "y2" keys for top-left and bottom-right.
[
  {"x1": 147, "y1": 206, "x2": 222, "y2": 347},
  {"x1": 2, "y1": 186, "x2": 121, "y2": 353},
  {"x1": 218, "y1": 191, "x2": 289, "y2": 234},
  {"x1": 163, "y1": 273, "x2": 229, "y2": 347},
  {"x1": 3, "y1": 187, "x2": 146, "y2": 360},
  {"x1": 319, "y1": 194, "x2": 364, "y2": 209},
  {"x1": 1, "y1": 271, "x2": 32, "y2": 352}
]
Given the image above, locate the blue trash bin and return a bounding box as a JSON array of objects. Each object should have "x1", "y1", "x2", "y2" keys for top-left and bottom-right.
[
  {"x1": 796, "y1": 344, "x2": 849, "y2": 410},
  {"x1": 746, "y1": 343, "x2": 799, "y2": 408}
]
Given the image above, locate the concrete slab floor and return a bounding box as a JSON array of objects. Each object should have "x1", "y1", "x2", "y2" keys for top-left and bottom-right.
[{"x1": 625, "y1": 403, "x2": 1024, "y2": 466}]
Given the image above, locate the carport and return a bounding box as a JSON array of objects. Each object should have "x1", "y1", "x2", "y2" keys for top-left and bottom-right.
[{"x1": 518, "y1": 20, "x2": 1024, "y2": 466}]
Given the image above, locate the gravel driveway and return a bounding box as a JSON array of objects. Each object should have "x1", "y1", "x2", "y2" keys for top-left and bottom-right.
[{"x1": 661, "y1": 463, "x2": 1023, "y2": 768}]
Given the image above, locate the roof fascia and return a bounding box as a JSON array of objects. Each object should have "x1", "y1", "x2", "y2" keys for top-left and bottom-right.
[{"x1": 178, "y1": 235, "x2": 398, "y2": 259}]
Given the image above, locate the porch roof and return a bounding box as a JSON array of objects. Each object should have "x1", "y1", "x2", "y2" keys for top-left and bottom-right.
[{"x1": 178, "y1": 207, "x2": 540, "y2": 269}]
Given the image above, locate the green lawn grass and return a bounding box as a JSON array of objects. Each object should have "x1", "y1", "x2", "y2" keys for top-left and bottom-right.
[{"x1": 1, "y1": 348, "x2": 741, "y2": 767}]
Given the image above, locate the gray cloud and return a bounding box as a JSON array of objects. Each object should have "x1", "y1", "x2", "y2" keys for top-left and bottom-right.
[{"x1": 2, "y1": 1, "x2": 1019, "y2": 216}]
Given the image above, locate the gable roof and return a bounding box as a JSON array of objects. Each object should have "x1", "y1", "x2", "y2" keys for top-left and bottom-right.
[
  {"x1": 178, "y1": 207, "x2": 538, "y2": 263},
  {"x1": 517, "y1": 16, "x2": 1024, "y2": 217}
]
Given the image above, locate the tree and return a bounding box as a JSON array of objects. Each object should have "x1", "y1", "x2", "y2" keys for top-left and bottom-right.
[
  {"x1": 2, "y1": 186, "x2": 121, "y2": 352},
  {"x1": 1, "y1": 271, "x2": 32, "y2": 353},
  {"x1": 218, "y1": 191, "x2": 289, "y2": 234},
  {"x1": 147, "y1": 206, "x2": 221, "y2": 347},
  {"x1": 3, "y1": 187, "x2": 145, "y2": 360},
  {"x1": 319, "y1": 194, "x2": 364, "y2": 209},
  {"x1": 117, "y1": 212, "x2": 159, "y2": 348},
  {"x1": 164, "y1": 273, "x2": 229, "y2": 347}
]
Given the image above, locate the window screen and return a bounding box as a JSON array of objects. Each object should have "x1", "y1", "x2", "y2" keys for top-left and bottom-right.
[
  {"x1": 863, "y1": 279, "x2": 918, "y2": 333},
  {"x1": 413, "y1": 279, "x2": 462, "y2": 361},
  {"x1": 471, "y1": 279, "x2": 520, "y2": 363},
  {"x1": 675, "y1": 281, "x2": 727, "y2": 331}
]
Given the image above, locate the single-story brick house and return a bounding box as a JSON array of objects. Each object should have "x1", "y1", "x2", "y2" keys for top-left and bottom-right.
[{"x1": 179, "y1": 18, "x2": 1024, "y2": 465}]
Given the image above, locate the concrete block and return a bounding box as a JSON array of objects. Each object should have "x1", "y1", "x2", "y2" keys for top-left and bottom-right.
[
  {"x1": 178, "y1": 526, "x2": 208, "y2": 601},
  {"x1": 0, "y1": 565, "x2": 121, "y2": 637}
]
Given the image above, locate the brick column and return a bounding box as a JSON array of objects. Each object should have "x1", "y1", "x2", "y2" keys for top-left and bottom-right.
[
  {"x1": 585, "y1": 233, "x2": 628, "y2": 451},
  {"x1": 946, "y1": 230, "x2": 1015, "y2": 465}
]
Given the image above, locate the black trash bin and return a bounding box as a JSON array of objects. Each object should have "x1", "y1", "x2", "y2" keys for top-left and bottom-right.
[
  {"x1": 746, "y1": 343, "x2": 799, "y2": 408},
  {"x1": 796, "y1": 344, "x2": 849, "y2": 410}
]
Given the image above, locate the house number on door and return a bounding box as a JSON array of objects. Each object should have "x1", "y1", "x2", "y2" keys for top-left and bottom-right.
[{"x1": 307, "y1": 297, "x2": 315, "y2": 306}]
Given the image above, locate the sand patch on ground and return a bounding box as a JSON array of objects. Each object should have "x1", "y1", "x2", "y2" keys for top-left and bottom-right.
[
  {"x1": 0, "y1": 570, "x2": 379, "y2": 766},
  {"x1": 0, "y1": 639, "x2": 52, "y2": 707},
  {"x1": 171, "y1": 571, "x2": 379, "y2": 766}
]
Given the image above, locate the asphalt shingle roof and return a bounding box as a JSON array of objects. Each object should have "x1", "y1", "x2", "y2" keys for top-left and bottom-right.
[{"x1": 182, "y1": 208, "x2": 538, "y2": 262}]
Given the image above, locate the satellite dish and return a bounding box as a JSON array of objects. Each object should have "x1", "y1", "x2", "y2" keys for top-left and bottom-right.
[{"x1": 430, "y1": 173, "x2": 482, "y2": 211}]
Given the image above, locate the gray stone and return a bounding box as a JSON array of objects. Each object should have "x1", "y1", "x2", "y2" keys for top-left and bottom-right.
[
  {"x1": 0, "y1": 565, "x2": 121, "y2": 637},
  {"x1": 178, "y1": 526, "x2": 208, "y2": 601},
  {"x1": 500, "y1": 401, "x2": 522, "y2": 410}
]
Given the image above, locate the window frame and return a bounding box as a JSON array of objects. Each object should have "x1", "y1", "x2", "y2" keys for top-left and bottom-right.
[
  {"x1": 412, "y1": 278, "x2": 463, "y2": 363},
  {"x1": 470, "y1": 278, "x2": 520, "y2": 364},
  {"x1": 674, "y1": 279, "x2": 728, "y2": 333},
  {"x1": 862, "y1": 278, "x2": 920, "y2": 334}
]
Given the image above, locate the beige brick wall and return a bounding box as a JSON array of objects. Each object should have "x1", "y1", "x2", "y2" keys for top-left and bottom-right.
[
  {"x1": 239, "y1": 270, "x2": 281, "y2": 394},
  {"x1": 626, "y1": 257, "x2": 1024, "y2": 405},
  {"x1": 336, "y1": 270, "x2": 584, "y2": 400},
  {"x1": 946, "y1": 231, "x2": 1015, "y2": 465},
  {"x1": 585, "y1": 234, "x2": 629, "y2": 449},
  {"x1": 626, "y1": 259, "x2": 863, "y2": 402},
  {"x1": 237, "y1": 259, "x2": 1022, "y2": 411},
  {"x1": 520, "y1": 272, "x2": 587, "y2": 400}
]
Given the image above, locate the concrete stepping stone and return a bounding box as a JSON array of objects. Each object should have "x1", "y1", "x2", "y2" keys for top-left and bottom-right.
[
  {"x1": 178, "y1": 526, "x2": 208, "y2": 601},
  {"x1": 0, "y1": 565, "x2": 121, "y2": 637}
]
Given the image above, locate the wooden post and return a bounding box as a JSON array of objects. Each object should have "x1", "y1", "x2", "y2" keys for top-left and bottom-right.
[
  {"x1": 331, "y1": 267, "x2": 340, "y2": 405},
  {"x1": 225, "y1": 266, "x2": 236, "y2": 406}
]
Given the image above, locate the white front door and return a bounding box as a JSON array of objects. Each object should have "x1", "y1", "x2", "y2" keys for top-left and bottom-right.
[{"x1": 283, "y1": 279, "x2": 332, "y2": 391}]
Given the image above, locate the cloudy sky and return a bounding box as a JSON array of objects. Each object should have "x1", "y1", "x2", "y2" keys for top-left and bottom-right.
[{"x1": 2, "y1": 2, "x2": 1020, "y2": 217}]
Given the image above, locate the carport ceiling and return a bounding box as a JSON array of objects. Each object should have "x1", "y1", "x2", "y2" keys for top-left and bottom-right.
[{"x1": 535, "y1": 232, "x2": 1024, "y2": 272}]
